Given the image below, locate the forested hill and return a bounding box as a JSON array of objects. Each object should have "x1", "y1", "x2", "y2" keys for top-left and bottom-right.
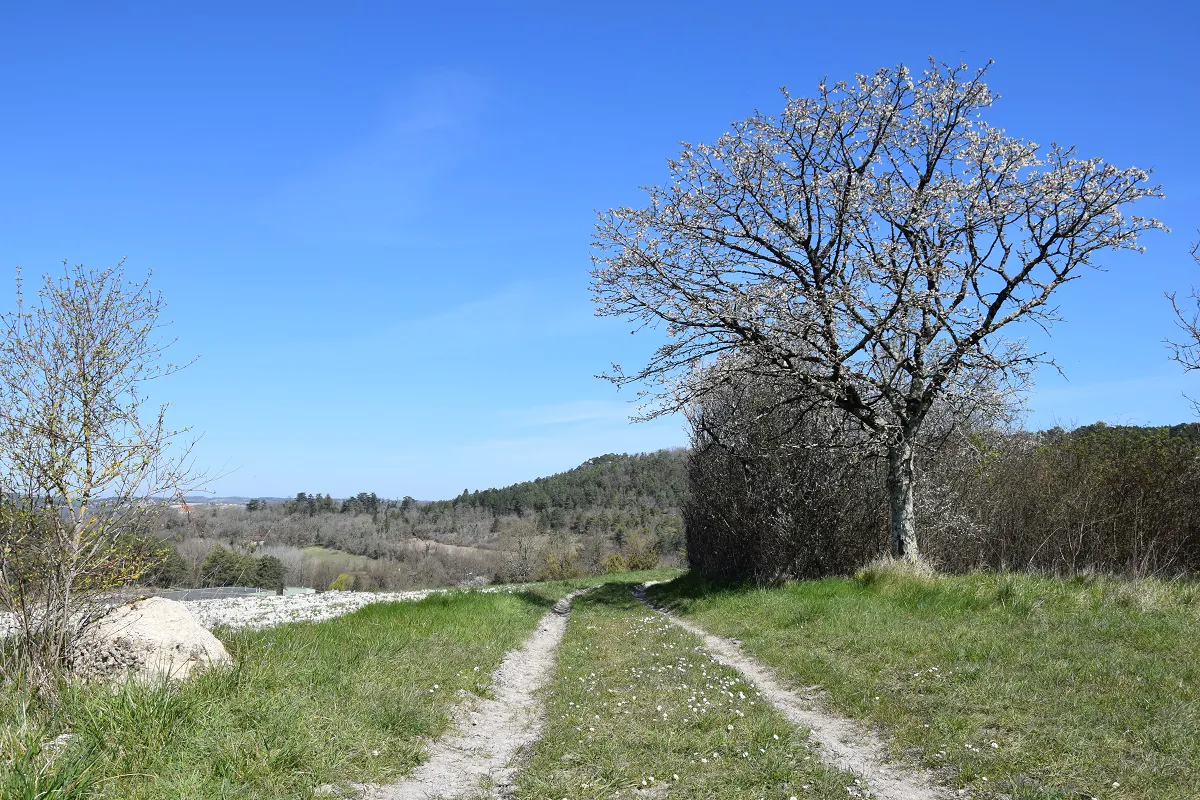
[
  {"x1": 449, "y1": 449, "x2": 689, "y2": 515},
  {"x1": 151, "y1": 448, "x2": 692, "y2": 590},
  {"x1": 1064, "y1": 421, "x2": 1200, "y2": 443}
]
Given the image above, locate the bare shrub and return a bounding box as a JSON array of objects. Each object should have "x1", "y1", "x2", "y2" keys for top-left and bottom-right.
[
  {"x1": 683, "y1": 375, "x2": 885, "y2": 582},
  {"x1": 925, "y1": 424, "x2": 1200, "y2": 575},
  {"x1": 0, "y1": 264, "x2": 198, "y2": 686}
]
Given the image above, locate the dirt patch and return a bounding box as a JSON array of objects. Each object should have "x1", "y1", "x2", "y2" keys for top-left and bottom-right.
[
  {"x1": 634, "y1": 584, "x2": 953, "y2": 800},
  {"x1": 355, "y1": 590, "x2": 588, "y2": 800}
]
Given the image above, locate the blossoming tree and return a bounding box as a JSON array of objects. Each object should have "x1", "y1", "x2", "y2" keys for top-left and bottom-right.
[{"x1": 591, "y1": 61, "x2": 1165, "y2": 561}]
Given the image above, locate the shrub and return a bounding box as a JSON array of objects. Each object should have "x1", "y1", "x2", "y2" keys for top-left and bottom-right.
[
  {"x1": 601, "y1": 553, "x2": 628, "y2": 574},
  {"x1": 623, "y1": 541, "x2": 660, "y2": 571},
  {"x1": 537, "y1": 550, "x2": 583, "y2": 581},
  {"x1": 683, "y1": 375, "x2": 884, "y2": 583}
]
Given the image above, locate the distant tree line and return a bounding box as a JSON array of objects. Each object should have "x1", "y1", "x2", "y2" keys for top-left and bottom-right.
[{"x1": 268, "y1": 492, "x2": 388, "y2": 517}]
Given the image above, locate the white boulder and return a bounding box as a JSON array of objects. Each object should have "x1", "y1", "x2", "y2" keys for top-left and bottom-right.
[{"x1": 71, "y1": 596, "x2": 231, "y2": 683}]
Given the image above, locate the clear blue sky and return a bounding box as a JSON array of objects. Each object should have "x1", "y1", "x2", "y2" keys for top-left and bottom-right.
[{"x1": 1, "y1": 1, "x2": 1196, "y2": 498}]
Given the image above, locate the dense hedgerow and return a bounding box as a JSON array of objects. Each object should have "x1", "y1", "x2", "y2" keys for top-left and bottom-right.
[{"x1": 684, "y1": 377, "x2": 1200, "y2": 582}]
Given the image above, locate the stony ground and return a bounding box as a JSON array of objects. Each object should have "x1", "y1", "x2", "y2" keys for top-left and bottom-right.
[
  {"x1": 0, "y1": 589, "x2": 441, "y2": 639},
  {"x1": 182, "y1": 589, "x2": 440, "y2": 630}
]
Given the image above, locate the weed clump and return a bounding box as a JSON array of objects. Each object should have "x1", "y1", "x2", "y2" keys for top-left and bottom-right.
[{"x1": 853, "y1": 556, "x2": 937, "y2": 587}]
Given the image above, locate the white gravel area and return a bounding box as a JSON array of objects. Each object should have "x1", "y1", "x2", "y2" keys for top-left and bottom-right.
[
  {"x1": 183, "y1": 589, "x2": 442, "y2": 631},
  {"x1": 2, "y1": 584, "x2": 522, "y2": 638}
]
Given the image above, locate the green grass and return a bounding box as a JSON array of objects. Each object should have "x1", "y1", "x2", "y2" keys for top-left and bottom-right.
[
  {"x1": 1, "y1": 690, "x2": 96, "y2": 800},
  {"x1": 13, "y1": 566, "x2": 1178, "y2": 800},
  {"x1": 514, "y1": 580, "x2": 860, "y2": 800},
  {"x1": 519, "y1": 568, "x2": 684, "y2": 596},
  {"x1": 649, "y1": 568, "x2": 1200, "y2": 800},
  {"x1": 2, "y1": 590, "x2": 554, "y2": 800},
  {"x1": 0, "y1": 572, "x2": 680, "y2": 799}
]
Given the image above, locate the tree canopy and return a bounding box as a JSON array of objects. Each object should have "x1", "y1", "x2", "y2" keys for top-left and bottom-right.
[{"x1": 592, "y1": 61, "x2": 1165, "y2": 559}]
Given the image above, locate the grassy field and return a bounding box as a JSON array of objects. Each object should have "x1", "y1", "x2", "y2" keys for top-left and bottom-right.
[
  {"x1": 514, "y1": 580, "x2": 860, "y2": 799},
  {"x1": 649, "y1": 566, "x2": 1200, "y2": 800},
  {"x1": 4, "y1": 567, "x2": 1190, "y2": 800},
  {"x1": 3, "y1": 590, "x2": 557, "y2": 800},
  {"x1": 0, "y1": 573, "x2": 680, "y2": 800},
  {"x1": 299, "y1": 544, "x2": 375, "y2": 576}
]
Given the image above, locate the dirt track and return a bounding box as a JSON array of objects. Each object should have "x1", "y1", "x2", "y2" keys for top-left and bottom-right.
[
  {"x1": 633, "y1": 584, "x2": 952, "y2": 800},
  {"x1": 354, "y1": 591, "x2": 587, "y2": 800},
  {"x1": 310, "y1": 583, "x2": 951, "y2": 799}
]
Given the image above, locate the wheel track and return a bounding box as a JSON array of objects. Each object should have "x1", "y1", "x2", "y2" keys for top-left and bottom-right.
[
  {"x1": 353, "y1": 590, "x2": 588, "y2": 800},
  {"x1": 633, "y1": 583, "x2": 953, "y2": 800}
]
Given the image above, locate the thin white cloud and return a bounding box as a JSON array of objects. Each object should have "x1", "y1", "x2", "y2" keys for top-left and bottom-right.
[
  {"x1": 255, "y1": 69, "x2": 485, "y2": 245},
  {"x1": 495, "y1": 399, "x2": 635, "y2": 427},
  {"x1": 373, "y1": 284, "x2": 601, "y2": 347}
]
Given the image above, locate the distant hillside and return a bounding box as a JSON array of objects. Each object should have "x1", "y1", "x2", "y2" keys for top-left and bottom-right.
[
  {"x1": 179, "y1": 495, "x2": 289, "y2": 505},
  {"x1": 403, "y1": 448, "x2": 689, "y2": 554},
  {"x1": 450, "y1": 449, "x2": 689, "y2": 515},
  {"x1": 151, "y1": 449, "x2": 692, "y2": 591}
]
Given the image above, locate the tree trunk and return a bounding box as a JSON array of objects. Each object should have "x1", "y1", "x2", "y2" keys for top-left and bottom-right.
[{"x1": 886, "y1": 437, "x2": 919, "y2": 560}]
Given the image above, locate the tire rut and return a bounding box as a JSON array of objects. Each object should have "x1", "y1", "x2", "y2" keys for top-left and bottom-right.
[
  {"x1": 353, "y1": 589, "x2": 588, "y2": 800},
  {"x1": 633, "y1": 584, "x2": 953, "y2": 800}
]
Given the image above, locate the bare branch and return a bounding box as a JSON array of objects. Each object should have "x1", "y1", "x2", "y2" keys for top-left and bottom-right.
[{"x1": 591, "y1": 60, "x2": 1165, "y2": 559}]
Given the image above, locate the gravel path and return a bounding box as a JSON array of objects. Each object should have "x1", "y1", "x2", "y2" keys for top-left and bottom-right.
[
  {"x1": 354, "y1": 590, "x2": 588, "y2": 800},
  {"x1": 634, "y1": 584, "x2": 953, "y2": 800}
]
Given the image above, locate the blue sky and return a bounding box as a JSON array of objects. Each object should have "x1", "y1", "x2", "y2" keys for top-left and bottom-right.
[{"x1": 0, "y1": 1, "x2": 1196, "y2": 498}]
